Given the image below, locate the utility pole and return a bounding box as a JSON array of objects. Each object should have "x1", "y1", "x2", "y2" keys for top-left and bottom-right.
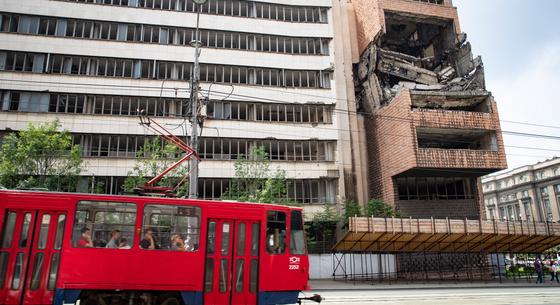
[{"x1": 189, "y1": 0, "x2": 207, "y2": 199}]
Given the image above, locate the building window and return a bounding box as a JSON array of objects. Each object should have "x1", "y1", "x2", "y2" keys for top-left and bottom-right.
[
  {"x1": 487, "y1": 207, "x2": 495, "y2": 220},
  {"x1": 543, "y1": 198, "x2": 553, "y2": 221},
  {"x1": 523, "y1": 200, "x2": 532, "y2": 221},
  {"x1": 395, "y1": 177, "x2": 474, "y2": 201},
  {"x1": 541, "y1": 186, "x2": 549, "y2": 196},
  {"x1": 58, "y1": 0, "x2": 329, "y2": 24},
  {"x1": 2, "y1": 51, "x2": 331, "y2": 89},
  {"x1": 499, "y1": 207, "x2": 506, "y2": 221}
]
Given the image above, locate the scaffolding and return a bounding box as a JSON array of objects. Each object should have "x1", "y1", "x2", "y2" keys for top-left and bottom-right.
[{"x1": 332, "y1": 217, "x2": 560, "y2": 283}]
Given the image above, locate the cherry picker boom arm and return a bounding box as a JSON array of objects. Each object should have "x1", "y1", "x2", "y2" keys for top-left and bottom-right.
[{"x1": 138, "y1": 110, "x2": 200, "y2": 195}]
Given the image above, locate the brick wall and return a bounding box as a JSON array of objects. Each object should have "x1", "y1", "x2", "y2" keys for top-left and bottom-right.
[
  {"x1": 368, "y1": 89, "x2": 417, "y2": 205},
  {"x1": 396, "y1": 198, "x2": 481, "y2": 219},
  {"x1": 352, "y1": 0, "x2": 461, "y2": 54}
]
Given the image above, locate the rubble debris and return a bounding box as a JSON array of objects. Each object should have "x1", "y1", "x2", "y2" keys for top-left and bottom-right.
[{"x1": 355, "y1": 12, "x2": 488, "y2": 112}]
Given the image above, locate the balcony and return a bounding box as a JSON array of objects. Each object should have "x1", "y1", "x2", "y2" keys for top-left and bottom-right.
[{"x1": 417, "y1": 148, "x2": 507, "y2": 170}]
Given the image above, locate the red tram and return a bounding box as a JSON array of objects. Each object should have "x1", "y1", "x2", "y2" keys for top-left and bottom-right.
[{"x1": 0, "y1": 190, "x2": 314, "y2": 305}]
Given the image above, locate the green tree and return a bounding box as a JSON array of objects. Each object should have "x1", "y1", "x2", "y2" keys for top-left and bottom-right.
[
  {"x1": 307, "y1": 205, "x2": 340, "y2": 253},
  {"x1": 222, "y1": 146, "x2": 289, "y2": 204},
  {"x1": 0, "y1": 120, "x2": 82, "y2": 191},
  {"x1": 366, "y1": 198, "x2": 401, "y2": 217},
  {"x1": 343, "y1": 199, "x2": 363, "y2": 220},
  {"x1": 123, "y1": 138, "x2": 189, "y2": 197}
]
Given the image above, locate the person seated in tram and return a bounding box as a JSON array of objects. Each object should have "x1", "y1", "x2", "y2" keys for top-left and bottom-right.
[
  {"x1": 93, "y1": 231, "x2": 107, "y2": 247},
  {"x1": 140, "y1": 228, "x2": 157, "y2": 250},
  {"x1": 118, "y1": 237, "x2": 131, "y2": 249},
  {"x1": 106, "y1": 230, "x2": 122, "y2": 248},
  {"x1": 77, "y1": 227, "x2": 93, "y2": 248},
  {"x1": 171, "y1": 234, "x2": 186, "y2": 251}
]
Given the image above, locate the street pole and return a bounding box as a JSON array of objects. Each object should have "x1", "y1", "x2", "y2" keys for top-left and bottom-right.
[{"x1": 189, "y1": 0, "x2": 206, "y2": 199}]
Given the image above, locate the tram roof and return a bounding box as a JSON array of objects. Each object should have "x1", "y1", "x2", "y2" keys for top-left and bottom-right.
[
  {"x1": 0, "y1": 190, "x2": 302, "y2": 211},
  {"x1": 333, "y1": 217, "x2": 560, "y2": 254}
]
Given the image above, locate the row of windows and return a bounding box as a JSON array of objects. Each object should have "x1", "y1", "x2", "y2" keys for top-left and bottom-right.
[
  {"x1": 0, "y1": 14, "x2": 330, "y2": 55},
  {"x1": 0, "y1": 91, "x2": 334, "y2": 124},
  {"x1": 208, "y1": 101, "x2": 333, "y2": 124},
  {"x1": 73, "y1": 201, "x2": 201, "y2": 251},
  {"x1": 79, "y1": 176, "x2": 338, "y2": 204},
  {"x1": 73, "y1": 134, "x2": 337, "y2": 162},
  {"x1": 58, "y1": 0, "x2": 329, "y2": 24},
  {"x1": 0, "y1": 51, "x2": 332, "y2": 88},
  {"x1": 395, "y1": 176, "x2": 475, "y2": 201},
  {"x1": 0, "y1": 202, "x2": 304, "y2": 256}
]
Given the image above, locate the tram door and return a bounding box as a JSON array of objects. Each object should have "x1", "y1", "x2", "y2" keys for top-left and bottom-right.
[
  {"x1": 0, "y1": 209, "x2": 67, "y2": 305},
  {"x1": 204, "y1": 219, "x2": 260, "y2": 305}
]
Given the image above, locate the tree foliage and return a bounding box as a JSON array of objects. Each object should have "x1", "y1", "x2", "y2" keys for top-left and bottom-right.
[
  {"x1": 123, "y1": 138, "x2": 189, "y2": 197},
  {"x1": 366, "y1": 198, "x2": 401, "y2": 217},
  {"x1": 0, "y1": 120, "x2": 82, "y2": 191},
  {"x1": 343, "y1": 199, "x2": 363, "y2": 219},
  {"x1": 221, "y1": 146, "x2": 289, "y2": 204}
]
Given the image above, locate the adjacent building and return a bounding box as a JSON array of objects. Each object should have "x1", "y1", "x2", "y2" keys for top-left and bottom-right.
[
  {"x1": 0, "y1": 0, "x2": 371, "y2": 215},
  {"x1": 482, "y1": 157, "x2": 560, "y2": 222}
]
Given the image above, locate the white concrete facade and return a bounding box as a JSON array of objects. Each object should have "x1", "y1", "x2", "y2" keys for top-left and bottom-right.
[
  {"x1": 482, "y1": 158, "x2": 560, "y2": 222},
  {"x1": 0, "y1": 0, "x2": 360, "y2": 213}
]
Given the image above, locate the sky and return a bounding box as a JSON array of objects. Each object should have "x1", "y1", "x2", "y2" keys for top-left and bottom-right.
[{"x1": 454, "y1": 0, "x2": 560, "y2": 170}]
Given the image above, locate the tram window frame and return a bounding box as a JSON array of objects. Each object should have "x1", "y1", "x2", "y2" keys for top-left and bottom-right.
[
  {"x1": 1, "y1": 212, "x2": 17, "y2": 248},
  {"x1": 141, "y1": 204, "x2": 201, "y2": 252},
  {"x1": 266, "y1": 211, "x2": 287, "y2": 254},
  {"x1": 289, "y1": 210, "x2": 306, "y2": 255},
  {"x1": 72, "y1": 201, "x2": 137, "y2": 249}
]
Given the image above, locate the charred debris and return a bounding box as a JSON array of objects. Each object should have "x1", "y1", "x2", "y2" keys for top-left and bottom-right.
[{"x1": 355, "y1": 12, "x2": 489, "y2": 111}]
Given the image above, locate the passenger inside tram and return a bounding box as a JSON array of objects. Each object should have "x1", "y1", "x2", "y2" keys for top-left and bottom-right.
[
  {"x1": 77, "y1": 227, "x2": 93, "y2": 248},
  {"x1": 106, "y1": 230, "x2": 121, "y2": 248}
]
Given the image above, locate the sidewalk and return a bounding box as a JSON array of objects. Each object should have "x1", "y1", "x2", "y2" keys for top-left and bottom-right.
[{"x1": 308, "y1": 278, "x2": 560, "y2": 291}]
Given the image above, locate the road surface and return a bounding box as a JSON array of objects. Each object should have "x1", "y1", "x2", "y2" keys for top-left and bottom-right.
[{"x1": 304, "y1": 287, "x2": 560, "y2": 305}]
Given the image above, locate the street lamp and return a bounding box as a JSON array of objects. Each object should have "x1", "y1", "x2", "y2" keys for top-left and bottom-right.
[{"x1": 188, "y1": 0, "x2": 207, "y2": 199}]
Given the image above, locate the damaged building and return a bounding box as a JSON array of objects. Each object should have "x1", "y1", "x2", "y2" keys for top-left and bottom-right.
[
  {"x1": 334, "y1": 0, "x2": 509, "y2": 280},
  {"x1": 351, "y1": 0, "x2": 507, "y2": 219}
]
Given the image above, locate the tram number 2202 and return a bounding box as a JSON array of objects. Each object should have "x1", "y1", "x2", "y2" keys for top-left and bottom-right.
[{"x1": 289, "y1": 264, "x2": 300, "y2": 270}]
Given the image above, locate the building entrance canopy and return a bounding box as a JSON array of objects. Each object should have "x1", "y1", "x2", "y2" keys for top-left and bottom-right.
[{"x1": 334, "y1": 217, "x2": 560, "y2": 253}]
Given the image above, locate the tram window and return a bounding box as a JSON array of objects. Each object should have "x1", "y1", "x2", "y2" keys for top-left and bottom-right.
[
  {"x1": 204, "y1": 258, "x2": 214, "y2": 292},
  {"x1": 290, "y1": 210, "x2": 306, "y2": 255},
  {"x1": 221, "y1": 223, "x2": 230, "y2": 255},
  {"x1": 251, "y1": 223, "x2": 259, "y2": 256},
  {"x1": 235, "y1": 259, "x2": 244, "y2": 292},
  {"x1": 37, "y1": 214, "x2": 51, "y2": 249},
  {"x1": 54, "y1": 214, "x2": 66, "y2": 250},
  {"x1": 236, "y1": 223, "x2": 246, "y2": 256},
  {"x1": 47, "y1": 253, "x2": 60, "y2": 290},
  {"x1": 266, "y1": 211, "x2": 286, "y2": 254},
  {"x1": 11, "y1": 252, "x2": 24, "y2": 290},
  {"x1": 142, "y1": 204, "x2": 201, "y2": 251},
  {"x1": 1, "y1": 212, "x2": 17, "y2": 248},
  {"x1": 207, "y1": 221, "x2": 216, "y2": 254},
  {"x1": 30, "y1": 253, "x2": 44, "y2": 290},
  {"x1": 73, "y1": 201, "x2": 137, "y2": 249},
  {"x1": 219, "y1": 259, "x2": 228, "y2": 292},
  {"x1": 19, "y1": 213, "x2": 32, "y2": 248},
  {"x1": 249, "y1": 259, "x2": 258, "y2": 293},
  {"x1": 0, "y1": 252, "x2": 9, "y2": 288}
]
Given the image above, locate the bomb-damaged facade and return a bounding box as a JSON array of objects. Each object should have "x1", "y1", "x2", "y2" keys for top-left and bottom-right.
[{"x1": 351, "y1": 0, "x2": 507, "y2": 219}]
